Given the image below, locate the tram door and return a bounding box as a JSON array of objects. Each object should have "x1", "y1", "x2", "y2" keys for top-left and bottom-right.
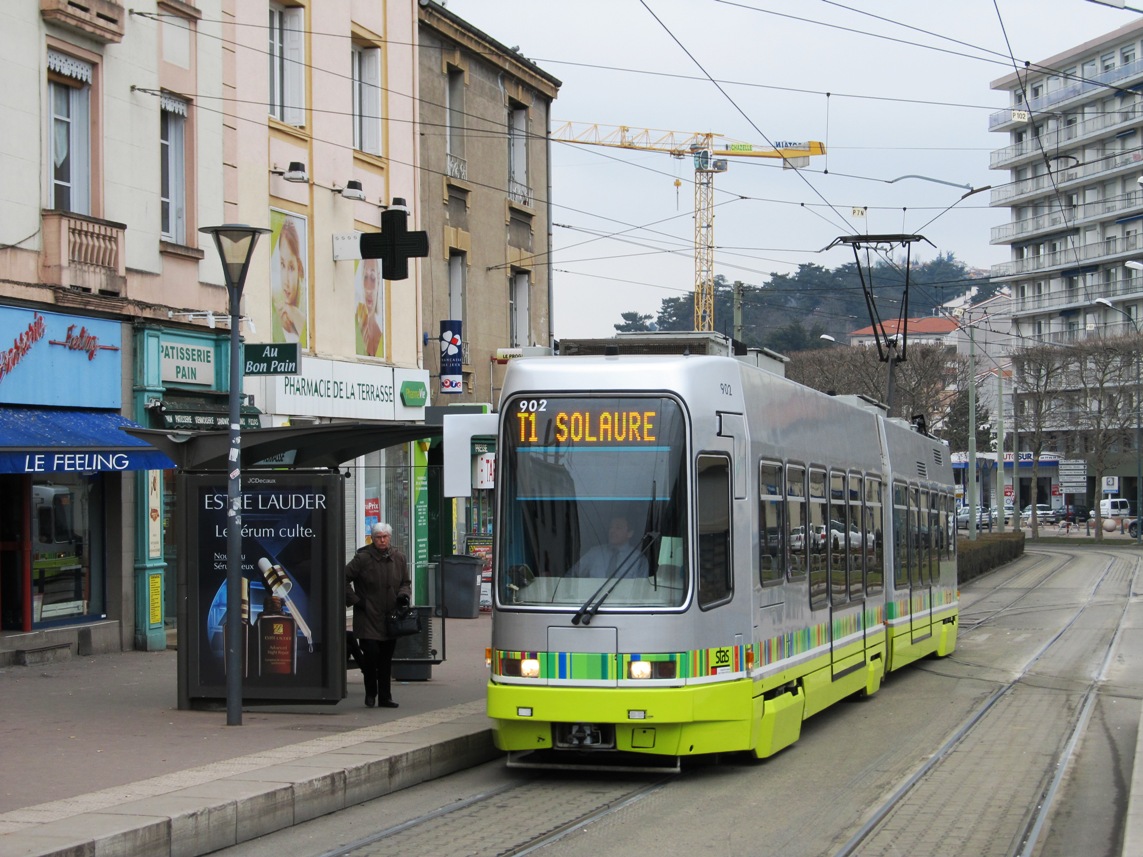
[{"x1": 909, "y1": 487, "x2": 933, "y2": 644}]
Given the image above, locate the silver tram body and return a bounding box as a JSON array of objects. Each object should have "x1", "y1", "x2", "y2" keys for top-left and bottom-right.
[{"x1": 486, "y1": 352, "x2": 957, "y2": 768}]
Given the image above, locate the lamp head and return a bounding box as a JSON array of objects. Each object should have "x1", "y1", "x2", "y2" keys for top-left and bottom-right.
[
  {"x1": 283, "y1": 161, "x2": 308, "y2": 183},
  {"x1": 341, "y1": 180, "x2": 366, "y2": 201}
]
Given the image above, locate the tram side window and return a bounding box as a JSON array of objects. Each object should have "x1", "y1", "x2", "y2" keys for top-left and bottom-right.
[
  {"x1": 829, "y1": 470, "x2": 847, "y2": 607},
  {"x1": 943, "y1": 493, "x2": 955, "y2": 561},
  {"x1": 758, "y1": 462, "x2": 784, "y2": 586},
  {"x1": 893, "y1": 482, "x2": 908, "y2": 588},
  {"x1": 808, "y1": 468, "x2": 828, "y2": 609},
  {"x1": 927, "y1": 491, "x2": 940, "y2": 583},
  {"x1": 914, "y1": 489, "x2": 926, "y2": 586},
  {"x1": 866, "y1": 477, "x2": 883, "y2": 594},
  {"x1": 697, "y1": 454, "x2": 732, "y2": 608},
  {"x1": 849, "y1": 472, "x2": 864, "y2": 599},
  {"x1": 786, "y1": 464, "x2": 807, "y2": 581}
]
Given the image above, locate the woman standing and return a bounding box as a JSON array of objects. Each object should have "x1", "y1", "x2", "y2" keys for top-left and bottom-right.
[{"x1": 345, "y1": 521, "x2": 410, "y2": 708}]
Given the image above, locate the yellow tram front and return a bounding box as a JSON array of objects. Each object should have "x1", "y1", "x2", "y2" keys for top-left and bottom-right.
[{"x1": 488, "y1": 392, "x2": 756, "y2": 768}]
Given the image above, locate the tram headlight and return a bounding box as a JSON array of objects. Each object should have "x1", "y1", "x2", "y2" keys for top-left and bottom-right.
[
  {"x1": 628, "y1": 660, "x2": 677, "y2": 680},
  {"x1": 498, "y1": 656, "x2": 540, "y2": 678}
]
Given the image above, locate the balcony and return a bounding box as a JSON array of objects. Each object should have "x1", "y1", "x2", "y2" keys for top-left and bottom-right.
[
  {"x1": 989, "y1": 58, "x2": 1143, "y2": 129},
  {"x1": 40, "y1": 0, "x2": 125, "y2": 44},
  {"x1": 40, "y1": 211, "x2": 126, "y2": 296},
  {"x1": 447, "y1": 153, "x2": 467, "y2": 181},
  {"x1": 1012, "y1": 274, "x2": 1143, "y2": 316},
  {"x1": 508, "y1": 179, "x2": 533, "y2": 208},
  {"x1": 991, "y1": 150, "x2": 1143, "y2": 206},
  {"x1": 990, "y1": 106, "x2": 1140, "y2": 169},
  {"x1": 991, "y1": 191, "x2": 1143, "y2": 244},
  {"x1": 993, "y1": 233, "x2": 1143, "y2": 280}
]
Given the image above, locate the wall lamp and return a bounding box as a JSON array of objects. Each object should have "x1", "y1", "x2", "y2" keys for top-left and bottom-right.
[
  {"x1": 167, "y1": 310, "x2": 255, "y2": 333},
  {"x1": 169, "y1": 309, "x2": 216, "y2": 328},
  {"x1": 270, "y1": 161, "x2": 308, "y2": 183},
  {"x1": 339, "y1": 180, "x2": 366, "y2": 201}
]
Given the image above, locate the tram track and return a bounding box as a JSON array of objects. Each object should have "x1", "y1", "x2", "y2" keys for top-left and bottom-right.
[
  {"x1": 314, "y1": 774, "x2": 672, "y2": 857},
  {"x1": 833, "y1": 548, "x2": 1139, "y2": 857}
]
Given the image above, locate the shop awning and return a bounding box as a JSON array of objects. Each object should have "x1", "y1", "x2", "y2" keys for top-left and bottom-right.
[
  {"x1": 126, "y1": 421, "x2": 441, "y2": 471},
  {"x1": 0, "y1": 407, "x2": 177, "y2": 473}
]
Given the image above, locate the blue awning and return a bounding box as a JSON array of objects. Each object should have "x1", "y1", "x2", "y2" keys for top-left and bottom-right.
[{"x1": 0, "y1": 407, "x2": 176, "y2": 473}]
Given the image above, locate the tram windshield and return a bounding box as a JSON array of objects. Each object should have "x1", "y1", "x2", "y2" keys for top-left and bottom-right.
[{"x1": 498, "y1": 395, "x2": 688, "y2": 610}]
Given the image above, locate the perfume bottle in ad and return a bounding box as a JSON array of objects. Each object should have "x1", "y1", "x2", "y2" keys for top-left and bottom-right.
[
  {"x1": 257, "y1": 557, "x2": 314, "y2": 652},
  {"x1": 223, "y1": 578, "x2": 249, "y2": 677},
  {"x1": 257, "y1": 594, "x2": 297, "y2": 676}
]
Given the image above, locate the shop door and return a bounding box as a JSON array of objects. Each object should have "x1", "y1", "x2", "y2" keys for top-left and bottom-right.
[{"x1": 0, "y1": 475, "x2": 29, "y2": 631}]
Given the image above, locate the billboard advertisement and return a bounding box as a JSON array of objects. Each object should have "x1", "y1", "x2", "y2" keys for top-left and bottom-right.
[{"x1": 181, "y1": 471, "x2": 345, "y2": 705}]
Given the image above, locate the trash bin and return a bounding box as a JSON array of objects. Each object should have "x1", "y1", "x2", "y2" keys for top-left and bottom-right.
[{"x1": 442, "y1": 555, "x2": 483, "y2": 618}]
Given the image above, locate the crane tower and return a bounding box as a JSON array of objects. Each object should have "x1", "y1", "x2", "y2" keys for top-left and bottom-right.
[{"x1": 552, "y1": 123, "x2": 825, "y2": 331}]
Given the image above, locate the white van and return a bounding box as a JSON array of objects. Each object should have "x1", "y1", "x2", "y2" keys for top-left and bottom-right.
[{"x1": 1100, "y1": 498, "x2": 1131, "y2": 518}]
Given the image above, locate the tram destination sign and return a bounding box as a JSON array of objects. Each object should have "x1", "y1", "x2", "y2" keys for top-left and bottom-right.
[{"x1": 244, "y1": 343, "x2": 299, "y2": 375}]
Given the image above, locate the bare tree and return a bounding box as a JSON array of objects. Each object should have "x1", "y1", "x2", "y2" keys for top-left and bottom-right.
[
  {"x1": 786, "y1": 343, "x2": 956, "y2": 424},
  {"x1": 1010, "y1": 343, "x2": 1070, "y2": 538},
  {"x1": 1071, "y1": 336, "x2": 1137, "y2": 541}
]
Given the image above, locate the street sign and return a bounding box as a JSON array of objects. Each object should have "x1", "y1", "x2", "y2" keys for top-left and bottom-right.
[
  {"x1": 1058, "y1": 459, "x2": 1087, "y2": 493},
  {"x1": 244, "y1": 342, "x2": 299, "y2": 375}
]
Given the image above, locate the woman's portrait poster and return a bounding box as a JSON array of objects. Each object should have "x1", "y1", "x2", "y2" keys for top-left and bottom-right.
[
  {"x1": 354, "y1": 258, "x2": 385, "y2": 358},
  {"x1": 270, "y1": 209, "x2": 309, "y2": 347}
]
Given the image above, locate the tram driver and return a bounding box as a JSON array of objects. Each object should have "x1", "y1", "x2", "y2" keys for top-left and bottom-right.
[{"x1": 569, "y1": 514, "x2": 650, "y2": 578}]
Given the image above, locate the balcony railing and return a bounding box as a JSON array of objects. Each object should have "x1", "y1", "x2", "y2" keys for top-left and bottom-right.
[
  {"x1": 1012, "y1": 275, "x2": 1143, "y2": 316},
  {"x1": 991, "y1": 191, "x2": 1143, "y2": 244},
  {"x1": 40, "y1": 0, "x2": 125, "y2": 44},
  {"x1": 993, "y1": 232, "x2": 1143, "y2": 279},
  {"x1": 447, "y1": 153, "x2": 467, "y2": 181},
  {"x1": 40, "y1": 211, "x2": 126, "y2": 296},
  {"x1": 508, "y1": 179, "x2": 533, "y2": 207},
  {"x1": 990, "y1": 58, "x2": 1143, "y2": 129},
  {"x1": 991, "y1": 150, "x2": 1143, "y2": 206},
  {"x1": 990, "y1": 106, "x2": 1141, "y2": 168}
]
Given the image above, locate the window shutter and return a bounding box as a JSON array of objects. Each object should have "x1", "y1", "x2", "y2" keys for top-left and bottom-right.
[
  {"x1": 282, "y1": 6, "x2": 305, "y2": 126},
  {"x1": 361, "y1": 47, "x2": 382, "y2": 156}
]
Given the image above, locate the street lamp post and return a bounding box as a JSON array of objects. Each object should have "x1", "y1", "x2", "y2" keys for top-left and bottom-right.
[
  {"x1": 1095, "y1": 296, "x2": 1143, "y2": 546},
  {"x1": 199, "y1": 224, "x2": 270, "y2": 725}
]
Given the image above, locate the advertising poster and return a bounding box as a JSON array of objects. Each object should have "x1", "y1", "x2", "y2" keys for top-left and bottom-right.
[
  {"x1": 183, "y1": 472, "x2": 345, "y2": 704},
  {"x1": 270, "y1": 209, "x2": 309, "y2": 348},
  {"x1": 440, "y1": 320, "x2": 462, "y2": 394},
  {"x1": 354, "y1": 259, "x2": 385, "y2": 358}
]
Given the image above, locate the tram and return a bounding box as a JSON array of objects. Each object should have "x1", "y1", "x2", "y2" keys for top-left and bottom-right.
[{"x1": 484, "y1": 350, "x2": 957, "y2": 769}]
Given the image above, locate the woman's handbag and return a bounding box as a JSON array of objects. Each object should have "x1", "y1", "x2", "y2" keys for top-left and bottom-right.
[{"x1": 385, "y1": 606, "x2": 421, "y2": 638}]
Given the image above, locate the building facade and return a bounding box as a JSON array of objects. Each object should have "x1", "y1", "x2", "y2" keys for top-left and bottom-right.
[
  {"x1": 0, "y1": 0, "x2": 229, "y2": 657},
  {"x1": 989, "y1": 18, "x2": 1143, "y2": 510},
  {"x1": 417, "y1": 2, "x2": 560, "y2": 407}
]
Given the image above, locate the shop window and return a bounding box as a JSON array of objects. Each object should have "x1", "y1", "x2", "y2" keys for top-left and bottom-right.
[{"x1": 31, "y1": 474, "x2": 102, "y2": 624}]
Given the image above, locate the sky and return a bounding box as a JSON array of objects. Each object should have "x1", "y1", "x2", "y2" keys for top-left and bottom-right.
[{"x1": 444, "y1": 0, "x2": 1138, "y2": 339}]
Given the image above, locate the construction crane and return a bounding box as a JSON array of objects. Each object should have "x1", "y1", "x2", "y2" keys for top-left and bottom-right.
[{"x1": 552, "y1": 122, "x2": 826, "y2": 331}]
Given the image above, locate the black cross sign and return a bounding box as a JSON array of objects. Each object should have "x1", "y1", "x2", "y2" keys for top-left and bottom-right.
[{"x1": 359, "y1": 197, "x2": 429, "y2": 281}]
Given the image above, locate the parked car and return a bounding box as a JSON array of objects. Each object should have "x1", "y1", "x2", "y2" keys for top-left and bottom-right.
[
  {"x1": 1062, "y1": 504, "x2": 1090, "y2": 524},
  {"x1": 1021, "y1": 504, "x2": 1059, "y2": 525}
]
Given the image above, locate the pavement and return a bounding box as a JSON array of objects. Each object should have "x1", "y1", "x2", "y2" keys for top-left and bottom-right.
[
  {"x1": 2, "y1": 543, "x2": 1142, "y2": 857},
  {"x1": 0, "y1": 612, "x2": 495, "y2": 857}
]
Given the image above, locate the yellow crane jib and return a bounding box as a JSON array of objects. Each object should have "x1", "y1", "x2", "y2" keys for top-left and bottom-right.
[{"x1": 551, "y1": 122, "x2": 826, "y2": 331}]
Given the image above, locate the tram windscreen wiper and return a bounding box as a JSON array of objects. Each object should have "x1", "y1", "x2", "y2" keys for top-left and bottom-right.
[{"x1": 572, "y1": 531, "x2": 660, "y2": 626}]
